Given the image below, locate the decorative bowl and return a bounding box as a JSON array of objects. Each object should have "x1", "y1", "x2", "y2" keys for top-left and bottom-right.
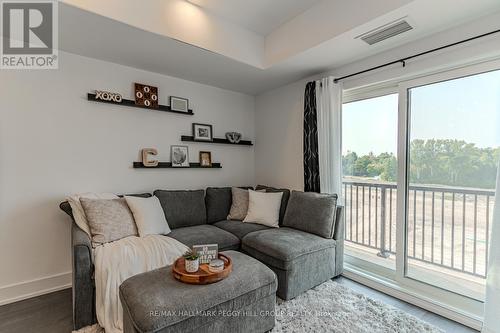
[{"x1": 225, "y1": 132, "x2": 242, "y2": 143}]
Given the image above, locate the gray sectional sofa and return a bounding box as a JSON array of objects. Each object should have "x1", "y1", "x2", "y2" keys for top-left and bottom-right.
[{"x1": 60, "y1": 186, "x2": 344, "y2": 330}]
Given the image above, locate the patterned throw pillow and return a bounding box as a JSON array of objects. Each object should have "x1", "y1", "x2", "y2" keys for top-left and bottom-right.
[{"x1": 80, "y1": 198, "x2": 138, "y2": 246}]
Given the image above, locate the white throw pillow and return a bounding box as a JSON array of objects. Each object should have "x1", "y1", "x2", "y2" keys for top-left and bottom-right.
[
  {"x1": 243, "y1": 190, "x2": 283, "y2": 228},
  {"x1": 67, "y1": 192, "x2": 119, "y2": 238},
  {"x1": 125, "y1": 196, "x2": 171, "y2": 236}
]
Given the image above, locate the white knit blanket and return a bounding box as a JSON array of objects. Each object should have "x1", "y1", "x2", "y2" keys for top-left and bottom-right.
[{"x1": 93, "y1": 235, "x2": 188, "y2": 333}]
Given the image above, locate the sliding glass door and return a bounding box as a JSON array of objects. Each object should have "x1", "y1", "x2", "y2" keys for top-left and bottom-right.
[
  {"x1": 343, "y1": 60, "x2": 500, "y2": 303},
  {"x1": 402, "y1": 67, "x2": 500, "y2": 300}
]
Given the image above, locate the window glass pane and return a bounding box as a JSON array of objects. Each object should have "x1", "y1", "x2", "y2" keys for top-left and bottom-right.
[
  {"x1": 342, "y1": 93, "x2": 398, "y2": 271},
  {"x1": 406, "y1": 69, "x2": 500, "y2": 300}
]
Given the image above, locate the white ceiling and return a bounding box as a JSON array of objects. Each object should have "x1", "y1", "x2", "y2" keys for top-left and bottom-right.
[
  {"x1": 187, "y1": 0, "x2": 321, "y2": 35},
  {"x1": 58, "y1": 0, "x2": 500, "y2": 95}
]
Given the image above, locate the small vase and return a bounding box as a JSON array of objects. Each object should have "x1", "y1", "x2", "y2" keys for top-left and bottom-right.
[{"x1": 185, "y1": 258, "x2": 199, "y2": 273}]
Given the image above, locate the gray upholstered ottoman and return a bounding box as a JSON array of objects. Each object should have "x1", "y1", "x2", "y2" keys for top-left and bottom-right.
[{"x1": 119, "y1": 251, "x2": 277, "y2": 333}]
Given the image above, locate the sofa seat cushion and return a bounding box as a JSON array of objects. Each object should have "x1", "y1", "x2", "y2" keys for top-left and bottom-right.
[
  {"x1": 168, "y1": 225, "x2": 240, "y2": 251},
  {"x1": 241, "y1": 228, "x2": 336, "y2": 270},
  {"x1": 214, "y1": 220, "x2": 271, "y2": 239},
  {"x1": 120, "y1": 251, "x2": 277, "y2": 333}
]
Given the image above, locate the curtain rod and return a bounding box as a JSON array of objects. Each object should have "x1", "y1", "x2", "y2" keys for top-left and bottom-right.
[{"x1": 331, "y1": 28, "x2": 500, "y2": 83}]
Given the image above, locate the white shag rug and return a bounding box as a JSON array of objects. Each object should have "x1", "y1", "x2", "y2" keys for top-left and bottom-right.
[{"x1": 74, "y1": 280, "x2": 443, "y2": 333}]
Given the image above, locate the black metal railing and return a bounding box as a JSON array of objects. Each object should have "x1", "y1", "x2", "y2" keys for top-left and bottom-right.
[{"x1": 342, "y1": 180, "x2": 495, "y2": 278}]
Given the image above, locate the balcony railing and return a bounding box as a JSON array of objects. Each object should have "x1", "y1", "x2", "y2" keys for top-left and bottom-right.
[{"x1": 342, "y1": 179, "x2": 495, "y2": 279}]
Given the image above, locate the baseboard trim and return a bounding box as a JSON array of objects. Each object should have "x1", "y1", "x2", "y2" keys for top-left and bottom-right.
[
  {"x1": 0, "y1": 271, "x2": 72, "y2": 306},
  {"x1": 342, "y1": 267, "x2": 483, "y2": 331}
]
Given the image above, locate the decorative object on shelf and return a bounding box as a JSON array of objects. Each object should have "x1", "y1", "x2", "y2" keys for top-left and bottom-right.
[
  {"x1": 209, "y1": 258, "x2": 225, "y2": 273},
  {"x1": 170, "y1": 96, "x2": 189, "y2": 113},
  {"x1": 199, "y1": 151, "x2": 212, "y2": 167},
  {"x1": 192, "y1": 244, "x2": 218, "y2": 264},
  {"x1": 134, "y1": 83, "x2": 158, "y2": 109},
  {"x1": 172, "y1": 253, "x2": 232, "y2": 284},
  {"x1": 193, "y1": 123, "x2": 213, "y2": 142},
  {"x1": 133, "y1": 162, "x2": 222, "y2": 169},
  {"x1": 171, "y1": 145, "x2": 189, "y2": 167},
  {"x1": 225, "y1": 132, "x2": 242, "y2": 144},
  {"x1": 141, "y1": 148, "x2": 159, "y2": 167},
  {"x1": 94, "y1": 90, "x2": 122, "y2": 103},
  {"x1": 181, "y1": 135, "x2": 253, "y2": 146},
  {"x1": 183, "y1": 250, "x2": 200, "y2": 273}
]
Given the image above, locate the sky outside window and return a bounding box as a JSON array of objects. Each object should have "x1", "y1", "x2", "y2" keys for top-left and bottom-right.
[{"x1": 343, "y1": 69, "x2": 500, "y2": 156}]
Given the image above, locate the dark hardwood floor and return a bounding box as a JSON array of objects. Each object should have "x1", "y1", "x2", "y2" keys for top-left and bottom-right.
[
  {"x1": 0, "y1": 277, "x2": 477, "y2": 333},
  {"x1": 0, "y1": 289, "x2": 72, "y2": 333}
]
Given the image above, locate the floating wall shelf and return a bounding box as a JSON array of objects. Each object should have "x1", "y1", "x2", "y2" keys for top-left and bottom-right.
[
  {"x1": 88, "y1": 93, "x2": 194, "y2": 115},
  {"x1": 133, "y1": 162, "x2": 222, "y2": 169},
  {"x1": 181, "y1": 135, "x2": 253, "y2": 146}
]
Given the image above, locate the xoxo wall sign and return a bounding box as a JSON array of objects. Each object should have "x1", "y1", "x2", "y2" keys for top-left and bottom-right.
[{"x1": 94, "y1": 90, "x2": 123, "y2": 103}]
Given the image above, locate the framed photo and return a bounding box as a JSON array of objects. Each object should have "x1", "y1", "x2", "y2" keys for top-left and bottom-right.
[
  {"x1": 192, "y1": 123, "x2": 213, "y2": 142},
  {"x1": 199, "y1": 151, "x2": 212, "y2": 167},
  {"x1": 170, "y1": 96, "x2": 189, "y2": 113},
  {"x1": 171, "y1": 145, "x2": 189, "y2": 167}
]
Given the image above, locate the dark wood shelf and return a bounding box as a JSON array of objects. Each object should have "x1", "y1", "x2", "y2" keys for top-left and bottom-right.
[
  {"x1": 88, "y1": 93, "x2": 194, "y2": 115},
  {"x1": 181, "y1": 135, "x2": 253, "y2": 146},
  {"x1": 133, "y1": 162, "x2": 221, "y2": 169}
]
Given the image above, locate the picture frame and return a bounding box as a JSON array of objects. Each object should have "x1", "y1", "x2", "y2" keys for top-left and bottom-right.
[
  {"x1": 170, "y1": 145, "x2": 190, "y2": 167},
  {"x1": 199, "y1": 151, "x2": 212, "y2": 167},
  {"x1": 170, "y1": 96, "x2": 189, "y2": 113},
  {"x1": 192, "y1": 123, "x2": 213, "y2": 142}
]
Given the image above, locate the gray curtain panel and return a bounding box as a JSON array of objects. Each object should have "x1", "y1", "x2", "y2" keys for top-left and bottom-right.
[{"x1": 304, "y1": 81, "x2": 320, "y2": 193}]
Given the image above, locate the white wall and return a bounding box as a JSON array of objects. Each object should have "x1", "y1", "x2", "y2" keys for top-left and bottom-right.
[
  {"x1": 0, "y1": 52, "x2": 255, "y2": 304},
  {"x1": 255, "y1": 12, "x2": 500, "y2": 189}
]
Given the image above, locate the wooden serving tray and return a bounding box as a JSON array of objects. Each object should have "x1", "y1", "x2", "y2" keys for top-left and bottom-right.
[{"x1": 172, "y1": 253, "x2": 232, "y2": 284}]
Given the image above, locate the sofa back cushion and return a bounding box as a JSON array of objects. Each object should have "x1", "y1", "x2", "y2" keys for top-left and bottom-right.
[
  {"x1": 283, "y1": 191, "x2": 338, "y2": 238},
  {"x1": 205, "y1": 187, "x2": 232, "y2": 224},
  {"x1": 255, "y1": 185, "x2": 290, "y2": 225},
  {"x1": 154, "y1": 189, "x2": 206, "y2": 229}
]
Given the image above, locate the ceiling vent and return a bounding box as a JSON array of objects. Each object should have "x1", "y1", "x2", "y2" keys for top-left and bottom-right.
[{"x1": 357, "y1": 19, "x2": 413, "y2": 45}]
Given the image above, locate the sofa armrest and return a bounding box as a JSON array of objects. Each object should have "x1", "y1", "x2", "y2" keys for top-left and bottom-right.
[
  {"x1": 71, "y1": 223, "x2": 96, "y2": 329},
  {"x1": 332, "y1": 206, "x2": 344, "y2": 276}
]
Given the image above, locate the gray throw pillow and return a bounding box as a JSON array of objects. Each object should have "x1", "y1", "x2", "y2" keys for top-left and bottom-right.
[
  {"x1": 227, "y1": 187, "x2": 251, "y2": 221},
  {"x1": 283, "y1": 191, "x2": 338, "y2": 238},
  {"x1": 80, "y1": 198, "x2": 138, "y2": 245}
]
